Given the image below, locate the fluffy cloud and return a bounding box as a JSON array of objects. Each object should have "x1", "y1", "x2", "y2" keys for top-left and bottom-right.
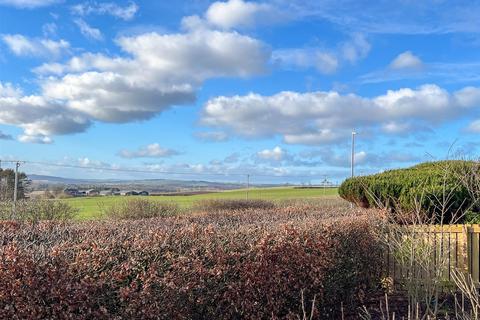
[
  {"x1": 42, "y1": 22, "x2": 57, "y2": 37},
  {"x1": 118, "y1": 143, "x2": 180, "y2": 158},
  {"x1": 257, "y1": 146, "x2": 287, "y2": 161},
  {"x1": 1, "y1": 25, "x2": 269, "y2": 143},
  {"x1": 0, "y1": 91, "x2": 91, "y2": 142},
  {"x1": 205, "y1": 0, "x2": 273, "y2": 29},
  {"x1": 467, "y1": 120, "x2": 480, "y2": 133},
  {"x1": 38, "y1": 29, "x2": 268, "y2": 123},
  {"x1": 201, "y1": 84, "x2": 480, "y2": 145},
  {"x1": 272, "y1": 49, "x2": 338, "y2": 74},
  {"x1": 74, "y1": 19, "x2": 103, "y2": 41},
  {"x1": 2, "y1": 34, "x2": 70, "y2": 58},
  {"x1": 18, "y1": 134, "x2": 52, "y2": 144},
  {"x1": 71, "y1": 1, "x2": 139, "y2": 21},
  {"x1": 301, "y1": 148, "x2": 421, "y2": 168},
  {"x1": 0, "y1": 0, "x2": 60, "y2": 8},
  {"x1": 341, "y1": 33, "x2": 370, "y2": 64},
  {"x1": 0, "y1": 82, "x2": 22, "y2": 98},
  {"x1": 195, "y1": 131, "x2": 229, "y2": 142},
  {"x1": 272, "y1": 34, "x2": 369, "y2": 74},
  {"x1": 390, "y1": 51, "x2": 423, "y2": 70}
]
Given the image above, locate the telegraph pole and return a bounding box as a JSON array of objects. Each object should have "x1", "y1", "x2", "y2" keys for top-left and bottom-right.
[
  {"x1": 350, "y1": 131, "x2": 356, "y2": 209},
  {"x1": 351, "y1": 131, "x2": 356, "y2": 178},
  {"x1": 323, "y1": 175, "x2": 327, "y2": 196},
  {"x1": 13, "y1": 162, "x2": 20, "y2": 203}
]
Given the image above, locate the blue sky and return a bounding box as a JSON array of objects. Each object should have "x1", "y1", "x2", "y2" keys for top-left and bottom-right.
[{"x1": 1, "y1": 0, "x2": 480, "y2": 184}]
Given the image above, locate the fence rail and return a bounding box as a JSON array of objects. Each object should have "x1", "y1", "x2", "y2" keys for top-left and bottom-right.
[{"x1": 386, "y1": 224, "x2": 480, "y2": 285}]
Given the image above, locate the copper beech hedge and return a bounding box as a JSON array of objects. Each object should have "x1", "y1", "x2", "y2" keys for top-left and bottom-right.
[{"x1": 0, "y1": 204, "x2": 384, "y2": 319}]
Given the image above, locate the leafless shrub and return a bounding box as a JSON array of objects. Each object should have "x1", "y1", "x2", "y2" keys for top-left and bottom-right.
[
  {"x1": 0, "y1": 200, "x2": 77, "y2": 221},
  {"x1": 104, "y1": 198, "x2": 179, "y2": 220},
  {"x1": 193, "y1": 198, "x2": 276, "y2": 212}
]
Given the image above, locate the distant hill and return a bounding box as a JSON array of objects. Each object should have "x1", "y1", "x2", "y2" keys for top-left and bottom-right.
[{"x1": 28, "y1": 174, "x2": 263, "y2": 192}]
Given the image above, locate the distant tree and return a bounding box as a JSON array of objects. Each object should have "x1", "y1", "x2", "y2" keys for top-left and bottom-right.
[{"x1": 0, "y1": 168, "x2": 27, "y2": 201}]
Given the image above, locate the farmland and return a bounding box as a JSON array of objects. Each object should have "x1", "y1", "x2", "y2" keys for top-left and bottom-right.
[
  {"x1": 5, "y1": 161, "x2": 480, "y2": 318},
  {"x1": 64, "y1": 186, "x2": 339, "y2": 219}
]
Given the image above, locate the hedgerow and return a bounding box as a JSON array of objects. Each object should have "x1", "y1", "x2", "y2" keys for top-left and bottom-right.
[
  {"x1": 0, "y1": 204, "x2": 384, "y2": 319},
  {"x1": 0, "y1": 199, "x2": 78, "y2": 221},
  {"x1": 104, "y1": 198, "x2": 179, "y2": 220},
  {"x1": 339, "y1": 160, "x2": 478, "y2": 223}
]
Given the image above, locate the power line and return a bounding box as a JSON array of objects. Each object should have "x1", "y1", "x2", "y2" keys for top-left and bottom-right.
[{"x1": 0, "y1": 159, "x2": 327, "y2": 180}]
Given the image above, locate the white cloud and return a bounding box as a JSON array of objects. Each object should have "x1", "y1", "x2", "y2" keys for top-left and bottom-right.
[
  {"x1": 74, "y1": 19, "x2": 103, "y2": 41},
  {"x1": 304, "y1": 147, "x2": 421, "y2": 168},
  {"x1": 341, "y1": 33, "x2": 370, "y2": 64},
  {"x1": 257, "y1": 146, "x2": 286, "y2": 161},
  {"x1": 0, "y1": 25, "x2": 269, "y2": 142},
  {"x1": 42, "y1": 22, "x2": 57, "y2": 37},
  {"x1": 0, "y1": 82, "x2": 22, "y2": 98},
  {"x1": 118, "y1": 143, "x2": 179, "y2": 158},
  {"x1": 275, "y1": 0, "x2": 480, "y2": 35},
  {"x1": 72, "y1": 1, "x2": 139, "y2": 21},
  {"x1": 0, "y1": 0, "x2": 60, "y2": 8},
  {"x1": 18, "y1": 134, "x2": 52, "y2": 144},
  {"x1": 195, "y1": 131, "x2": 229, "y2": 142},
  {"x1": 467, "y1": 120, "x2": 480, "y2": 133},
  {"x1": 390, "y1": 51, "x2": 423, "y2": 70},
  {"x1": 382, "y1": 122, "x2": 412, "y2": 134},
  {"x1": 205, "y1": 0, "x2": 273, "y2": 29},
  {"x1": 201, "y1": 84, "x2": 480, "y2": 145},
  {"x1": 360, "y1": 61, "x2": 480, "y2": 85},
  {"x1": 272, "y1": 49, "x2": 338, "y2": 74},
  {"x1": 1, "y1": 34, "x2": 70, "y2": 58},
  {"x1": 0, "y1": 92, "x2": 91, "y2": 143},
  {"x1": 272, "y1": 33, "x2": 369, "y2": 74}
]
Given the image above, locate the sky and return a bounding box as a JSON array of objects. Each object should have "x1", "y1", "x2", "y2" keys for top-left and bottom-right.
[{"x1": 1, "y1": 0, "x2": 480, "y2": 184}]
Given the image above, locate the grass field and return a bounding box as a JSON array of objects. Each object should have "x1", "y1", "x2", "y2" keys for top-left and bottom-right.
[{"x1": 65, "y1": 187, "x2": 339, "y2": 219}]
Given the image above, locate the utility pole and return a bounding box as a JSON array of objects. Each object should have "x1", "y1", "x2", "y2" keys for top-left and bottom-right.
[
  {"x1": 323, "y1": 175, "x2": 327, "y2": 196},
  {"x1": 351, "y1": 131, "x2": 356, "y2": 178},
  {"x1": 13, "y1": 161, "x2": 20, "y2": 211},
  {"x1": 350, "y1": 131, "x2": 357, "y2": 209}
]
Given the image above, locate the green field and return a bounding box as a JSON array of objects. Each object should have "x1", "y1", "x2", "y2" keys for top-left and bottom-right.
[{"x1": 65, "y1": 187, "x2": 339, "y2": 219}]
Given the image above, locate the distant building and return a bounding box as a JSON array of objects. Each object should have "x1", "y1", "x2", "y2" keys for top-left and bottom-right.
[
  {"x1": 100, "y1": 188, "x2": 121, "y2": 196},
  {"x1": 120, "y1": 190, "x2": 138, "y2": 196},
  {"x1": 64, "y1": 188, "x2": 81, "y2": 197},
  {"x1": 85, "y1": 189, "x2": 100, "y2": 196},
  {"x1": 99, "y1": 190, "x2": 112, "y2": 196}
]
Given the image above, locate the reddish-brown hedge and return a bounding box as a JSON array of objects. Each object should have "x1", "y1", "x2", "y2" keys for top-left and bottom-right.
[{"x1": 0, "y1": 204, "x2": 384, "y2": 319}]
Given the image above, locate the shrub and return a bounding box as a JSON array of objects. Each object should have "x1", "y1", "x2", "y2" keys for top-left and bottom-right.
[
  {"x1": 193, "y1": 198, "x2": 275, "y2": 212},
  {"x1": 105, "y1": 198, "x2": 179, "y2": 220},
  {"x1": 0, "y1": 205, "x2": 385, "y2": 319},
  {"x1": 0, "y1": 200, "x2": 77, "y2": 221},
  {"x1": 339, "y1": 160, "x2": 478, "y2": 223}
]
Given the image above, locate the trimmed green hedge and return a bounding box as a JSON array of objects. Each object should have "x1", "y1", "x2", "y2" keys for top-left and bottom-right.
[{"x1": 339, "y1": 161, "x2": 479, "y2": 223}]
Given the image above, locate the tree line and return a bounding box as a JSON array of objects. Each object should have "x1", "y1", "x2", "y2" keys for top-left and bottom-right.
[{"x1": 0, "y1": 168, "x2": 27, "y2": 201}]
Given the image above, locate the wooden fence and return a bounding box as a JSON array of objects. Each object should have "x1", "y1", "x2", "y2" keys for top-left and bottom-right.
[{"x1": 386, "y1": 225, "x2": 480, "y2": 285}]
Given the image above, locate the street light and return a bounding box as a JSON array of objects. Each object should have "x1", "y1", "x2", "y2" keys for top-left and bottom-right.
[{"x1": 351, "y1": 131, "x2": 357, "y2": 178}]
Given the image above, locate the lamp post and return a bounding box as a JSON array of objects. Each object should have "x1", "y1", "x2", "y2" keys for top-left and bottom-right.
[{"x1": 351, "y1": 131, "x2": 356, "y2": 178}]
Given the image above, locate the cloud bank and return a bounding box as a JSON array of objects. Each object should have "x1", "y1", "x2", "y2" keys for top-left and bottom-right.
[{"x1": 201, "y1": 84, "x2": 480, "y2": 145}]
